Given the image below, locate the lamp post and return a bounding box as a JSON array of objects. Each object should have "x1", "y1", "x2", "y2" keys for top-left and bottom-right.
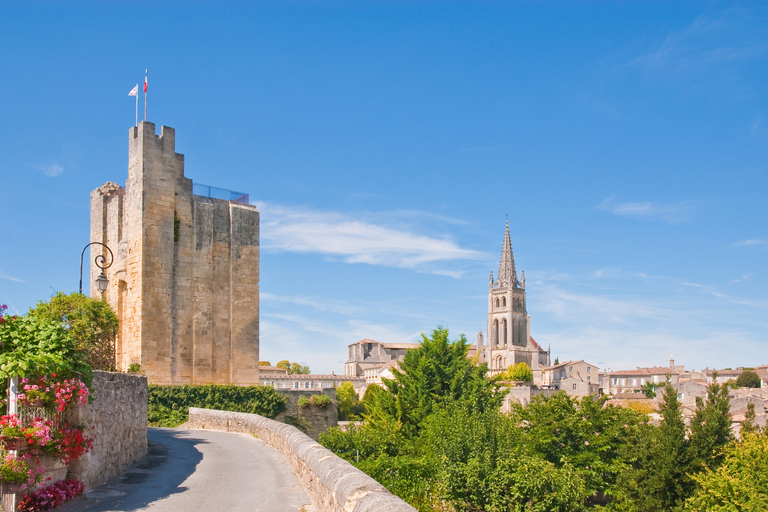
[{"x1": 79, "y1": 242, "x2": 114, "y2": 296}]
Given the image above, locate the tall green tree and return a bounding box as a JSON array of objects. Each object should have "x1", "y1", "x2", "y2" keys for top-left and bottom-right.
[
  {"x1": 379, "y1": 326, "x2": 501, "y2": 437},
  {"x1": 611, "y1": 383, "x2": 692, "y2": 512},
  {"x1": 689, "y1": 379, "x2": 732, "y2": 471},
  {"x1": 28, "y1": 292, "x2": 118, "y2": 371},
  {"x1": 740, "y1": 402, "x2": 759, "y2": 436}
]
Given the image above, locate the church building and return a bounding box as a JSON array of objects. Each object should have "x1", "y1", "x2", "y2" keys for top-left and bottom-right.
[{"x1": 482, "y1": 222, "x2": 550, "y2": 383}]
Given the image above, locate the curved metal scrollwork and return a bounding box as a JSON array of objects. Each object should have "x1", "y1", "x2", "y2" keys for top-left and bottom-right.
[{"x1": 79, "y1": 242, "x2": 114, "y2": 294}]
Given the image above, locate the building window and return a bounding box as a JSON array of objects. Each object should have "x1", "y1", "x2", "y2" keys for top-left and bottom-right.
[
  {"x1": 495, "y1": 298, "x2": 499, "y2": 307},
  {"x1": 503, "y1": 319, "x2": 507, "y2": 346},
  {"x1": 293, "y1": 382, "x2": 299, "y2": 389},
  {"x1": 502, "y1": 297, "x2": 506, "y2": 307},
  {"x1": 304, "y1": 381, "x2": 310, "y2": 389},
  {"x1": 587, "y1": 367, "x2": 591, "y2": 372},
  {"x1": 612, "y1": 378, "x2": 618, "y2": 385},
  {"x1": 572, "y1": 384, "x2": 577, "y2": 390},
  {"x1": 569, "y1": 366, "x2": 573, "y2": 372},
  {"x1": 587, "y1": 376, "x2": 591, "y2": 382}
]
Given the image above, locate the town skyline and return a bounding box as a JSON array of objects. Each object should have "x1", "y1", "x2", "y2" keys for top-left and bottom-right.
[{"x1": 1, "y1": 2, "x2": 766, "y2": 373}]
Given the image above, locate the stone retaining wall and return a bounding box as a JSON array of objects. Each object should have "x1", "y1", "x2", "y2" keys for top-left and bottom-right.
[
  {"x1": 275, "y1": 389, "x2": 338, "y2": 441},
  {"x1": 187, "y1": 408, "x2": 416, "y2": 512},
  {"x1": 66, "y1": 371, "x2": 148, "y2": 489}
]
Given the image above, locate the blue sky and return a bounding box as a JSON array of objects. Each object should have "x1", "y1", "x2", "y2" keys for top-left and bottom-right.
[{"x1": 1, "y1": 2, "x2": 766, "y2": 374}]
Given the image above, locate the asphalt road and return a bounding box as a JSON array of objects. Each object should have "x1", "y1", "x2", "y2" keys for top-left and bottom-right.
[{"x1": 57, "y1": 427, "x2": 312, "y2": 512}]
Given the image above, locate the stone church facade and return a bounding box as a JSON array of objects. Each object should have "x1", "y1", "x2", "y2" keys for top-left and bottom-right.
[
  {"x1": 481, "y1": 222, "x2": 550, "y2": 383},
  {"x1": 90, "y1": 121, "x2": 260, "y2": 385}
]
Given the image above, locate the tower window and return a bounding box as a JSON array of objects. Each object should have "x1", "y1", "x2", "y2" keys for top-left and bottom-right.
[
  {"x1": 495, "y1": 298, "x2": 499, "y2": 307},
  {"x1": 502, "y1": 297, "x2": 506, "y2": 307}
]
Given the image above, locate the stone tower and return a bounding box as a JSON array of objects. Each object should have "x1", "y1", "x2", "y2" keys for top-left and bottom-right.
[
  {"x1": 486, "y1": 222, "x2": 549, "y2": 382},
  {"x1": 90, "y1": 121, "x2": 260, "y2": 385}
]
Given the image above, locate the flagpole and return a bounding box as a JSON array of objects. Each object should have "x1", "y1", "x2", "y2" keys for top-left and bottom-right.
[
  {"x1": 144, "y1": 69, "x2": 148, "y2": 121},
  {"x1": 135, "y1": 85, "x2": 138, "y2": 126}
]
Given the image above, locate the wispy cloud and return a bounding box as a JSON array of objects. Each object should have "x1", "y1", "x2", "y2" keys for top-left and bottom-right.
[
  {"x1": 38, "y1": 163, "x2": 63, "y2": 177},
  {"x1": 733, "y1": 239, "x2": 767, "y2": 247},
  {"x1": 730, "y1": 273, "x2": 752, "y2": 284},
  {"x1": 0, "y1": 272, "x2": 23, "y2": 283},
  {"x1": 260, "y1": 292, "x2": 364, "y2": 316},
  {"x1": 598, "y1": 197, "x2": 695, "y2": 223},
  {"x1": 628, "y1": 7, "x2": 768, "y2": 78},
  {"x1": 255, "y1": 202, "x2": 484, "y2": 276}
]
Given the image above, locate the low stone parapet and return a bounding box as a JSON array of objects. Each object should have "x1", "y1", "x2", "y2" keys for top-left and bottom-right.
[{"x1": 187, "y1": 408, "x2": 416, "y2": 512}]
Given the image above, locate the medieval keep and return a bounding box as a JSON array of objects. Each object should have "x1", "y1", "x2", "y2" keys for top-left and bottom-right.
[
  {"x1": 90, "y1": 121, "x2": 260, "y2": 385},
  {"x1": 482, "y1": 222, "x2": 550, "y2": 383}
]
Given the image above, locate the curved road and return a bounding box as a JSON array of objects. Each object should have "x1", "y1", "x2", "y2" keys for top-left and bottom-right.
[{"x1": 58, "y1": 427, "x2": 312, "y2": 512}]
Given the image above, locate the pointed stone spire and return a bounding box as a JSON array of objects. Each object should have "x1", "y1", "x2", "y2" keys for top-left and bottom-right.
[{"x1": 497, "y1": 220, "x2": 518, "y2": 287}]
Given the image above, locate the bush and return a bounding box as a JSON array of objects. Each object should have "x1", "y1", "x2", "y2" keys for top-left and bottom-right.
[
  {"x1": 28, "y1": 292, "x2": 118, "y2": 372},
  {"x1": 298, "y1": 394, "x2": 332, "y2": 409},
  {"x1": 735, "y1": 370, "x2": 761, "y2": 388},
  {"x1": 148, "y1": 384, "x2": 287, "y2": 427}
]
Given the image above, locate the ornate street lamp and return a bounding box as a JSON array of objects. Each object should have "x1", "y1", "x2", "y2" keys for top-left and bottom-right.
[{"x1": 79, "y1": 242, "x2": 114, "y2": 295}]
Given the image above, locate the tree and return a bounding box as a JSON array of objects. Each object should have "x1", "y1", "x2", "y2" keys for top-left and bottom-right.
[
  {"x1": 554, "y1": 356, "x2": 559, "y2": 365},
  {"x1": 735, "y1": 370, "x2": 761, "y2": 388},
  {"x1": 259, "y1": 361, "x2": 271, "y2": 366},
  {"x1": 641, "y1": 381, "x2": 661, "y2": 398},
  {"x1": 276, "y1": 360, "x2": 310, "y2": 374},
  {"x1": 684, "y1": 433, "x2": 768, "y2": 512},
  {"x1": 378, "y1": 326, "x2": 501, "y2": 437},
  {"x1": 689, "y1": 379, "x2": 732, "y2": 471},
  {"x1": 740, "y1": 402, "x2": 759, "y2": 436},
  {"x1": 612, "y1": 383, "x2": 693, "y2": 511},
  {"x1": 336, "y1": 381, "x2": 364, "y2": 420},
  {"x1": 502, "y1": 361, "x2": 533, "y2": 383},
  {"x1": 0, "y1": 314, "x2": 93, "y2": 386},
  {"x1": 28, "y1": 292, "x2": 118, "y2": 371}
]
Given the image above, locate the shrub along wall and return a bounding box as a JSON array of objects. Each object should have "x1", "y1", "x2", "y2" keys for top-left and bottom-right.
[
  {"x1": 66, "y1": 371, "x2": 148, "y2": 489},
  {"x1": 275, "y1": 389, "x2": 338, "y2": 441},
  {"x1": 148, "y1": 384, "x2": 287, "y2": 427}
]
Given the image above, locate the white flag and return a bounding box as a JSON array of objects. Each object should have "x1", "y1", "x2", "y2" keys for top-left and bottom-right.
[{"x1": 128, "y1": 84, "x2": 139, "y2": 96}]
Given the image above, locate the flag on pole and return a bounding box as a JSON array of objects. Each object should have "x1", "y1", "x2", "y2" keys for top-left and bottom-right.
[
  {"x1": 128, "y1": 84, "x2": 139, "y2": 96},
  {"x1": 144, "y1": 69, "x2": 148, "y2": 121}
]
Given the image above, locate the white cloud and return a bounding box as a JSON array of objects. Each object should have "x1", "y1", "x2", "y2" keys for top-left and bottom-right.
[
  {"x1": 0, "y1": 272, "x2": 23, "y2": 283},
  {"x1": 255, "y1": 202, "x2": 484, "y2": 276},
  {"x1": 38, "y1": 163, "x2": 63, "y2": 177},
  {"x1": 598, "y1": 197, "x2": 695, "y2": 223},
  {"x1": 733, "y1": 239, "x2": 767, "y2": 247},
  {"x1": 628, "y1": 7, "x2": 767, "y2": 77}
]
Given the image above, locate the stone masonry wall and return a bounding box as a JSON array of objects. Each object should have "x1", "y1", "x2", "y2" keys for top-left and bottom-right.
[
  {"x1": 275, "y1": 389, "x2": 338, "y2": 441},
  {"x1": 91, "y1": 122, "x2": 260, "y2": 385},
  {"x1": 66, "y1": 371, "x2": 148, "y2": 489},
  {"x1": 186, "y1": 408, "x2": 416, "y2": 512}
]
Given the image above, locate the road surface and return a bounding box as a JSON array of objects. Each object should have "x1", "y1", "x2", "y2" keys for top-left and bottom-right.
[{"x1": 58, "y1": 427, "x2": 312, "y2": 512}]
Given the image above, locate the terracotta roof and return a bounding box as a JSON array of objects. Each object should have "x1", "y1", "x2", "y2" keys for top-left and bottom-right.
[
  {"x1": 543, "y1": 360, "x2": 582, "y2": 371},
  {"x1": 529, "y1": 336, "x2": 548, "y2": 351},
  {"x1": 258, "y1": 365, "x2": 288, "y2": 372},
  {"x1": 348, "y1": 339, "x2": 418, "y2": 350},
  {"x1": 702, "y1": 368, "x2": 743, "y2": 376},
  {"x1": 382, "y1": 343, "x2": 419, "y2": 349},
  {"x1": 610, "y1": 367, "x2": 679, "y2": 377},
  {"x1": 260, "y1": 374, "x2": 365, "y2": 381}
]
